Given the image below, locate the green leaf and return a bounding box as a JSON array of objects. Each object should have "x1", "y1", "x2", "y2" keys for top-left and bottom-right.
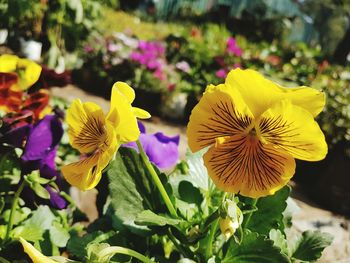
[
  {"x1": 269, "y1": 229, "x2": 289, "y2": 256},
  {"x1": 50, "y1": 222, "x2": 70, "y2": 247},
  {"x1": 169, "y1": 148, "x2": 211, "y2": 194},
  {"x1": 0, "y1": 197, "x2": 4, "y2": 214},
  {"x1": 283, "y1": 198, "x2": 300, "y2": 228},
  {"x1": 178, "y1": 181, "x2": 202, "y2": 205},
  {"x1": 135, "y1": 210, "x2": 181, "y2": 226},
  {"x1": 31, "y1": 182, "x2": 50, "y2": 199},
  {"x1": 244, "y1": 186, "x2": 290, "y2": 235},
  {"x1": 291, "y1": 230, "x2": 333, "y2": 262},
  {"x1": 67, "y1": 231, "x2": 115, "y2": 259},
  {"x1": 87, "y1": 243, "x2": 113, "y2": 262},
  {"x1": 222, "y1": 230, "x2": 291, "y2": 263},
  {"x1": 24, "y1": 206, "x2": 55, "y2": 230},
  {"x1": 12, "y1": 225, "x2": 43, "y2": 242},
  {"x1": 107, "y1": 148, "x2": 165, "y2": 233}
]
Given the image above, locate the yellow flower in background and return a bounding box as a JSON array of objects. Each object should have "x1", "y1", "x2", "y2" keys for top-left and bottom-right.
[
  {"x1": 19, "y1": 237, "x2": 57, "y2": 263},
  {"x1": 187, "y1": 68, "x2": 327, "y2": 198},
  {"x1": 62, "y1": 82, "x2": 150, "y2": 190},
  {"x1": 0, "y1": 54, "x2": 42, "y2": 90}
]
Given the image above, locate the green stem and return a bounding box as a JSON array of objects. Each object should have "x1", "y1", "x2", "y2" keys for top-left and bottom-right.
[
  {"x1": 166, "y1": 228, "x2": 191, "y2": 258},
  {"x1": 4, "y1": 180, "x2": 26, "y2": 242},
  {"x1": 205, "y1": 192, "x2": 227, "y2": 260},
  {"x1": 205, "y1": 218, "x2": 219, "y2": 260},
  {"x1": 242, "y1": 198, "x2": 258, "y2": 228},
  {"x1": 99, "y1": 246, "x2": 154, "y2": 263},
  {"x1": 136, "y1": 140, "x2": 178, "y2": 218}
]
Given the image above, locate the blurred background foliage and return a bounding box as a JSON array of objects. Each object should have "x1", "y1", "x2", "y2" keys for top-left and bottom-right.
[{"x1": 0, "y1": 0, "x2": 350, "y2": 214}]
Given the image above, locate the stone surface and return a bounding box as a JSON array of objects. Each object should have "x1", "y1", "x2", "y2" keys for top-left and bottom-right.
[{"x1": 51, "y1": 85, "x2": 350, "y2": 263}]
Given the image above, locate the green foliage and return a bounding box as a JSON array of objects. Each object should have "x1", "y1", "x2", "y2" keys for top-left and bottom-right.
[
  {"x1": 222, "y1": 230, "x2": 290, "y2": 263},
  {"x1": 243, "y1": 186, "x2": 290, "y2": 235},
  {"x1": 291, "y1": 230, "x2": 333, "y2": 262},
  {"x1": 67, "y1": 231, "x2": 116, "y2": 259},
  {"x1": 135, "y1": 210, "x2": 182, "y2": 227},
  {"x1": 107, "y1": 147, "x2": 170, "y2": 233}
]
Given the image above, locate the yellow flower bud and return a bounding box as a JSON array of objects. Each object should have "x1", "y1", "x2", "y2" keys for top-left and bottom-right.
[{"x1": 219, "y1": 217, "x2": 239, "y2": 240}]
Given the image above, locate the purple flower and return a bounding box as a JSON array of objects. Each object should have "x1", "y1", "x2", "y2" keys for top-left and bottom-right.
[
  {"x1": 22, "y1": 115, "x2": 63, "y2": 162},
  {"x1": 226, "y1": 37, "x2": 242, "y2": 57},
  {"x1": 21, "y1": 115, "x2": 67, "y2": 209},
  {"x1": 46, "y1": 186, "x2": 67, "y2": 210},
  {"x1": 123, "y1": 122, "x2": 180, "y2": 169}
]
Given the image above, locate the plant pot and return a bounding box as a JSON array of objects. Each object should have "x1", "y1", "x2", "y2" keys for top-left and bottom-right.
[
  {"x1": 20, "y1": 39, "x2": 42, "y2": 61},
  {"x1": 184, "y1": 92, "x2": 201, "y2": 123},
  {"x1": 0, "y1": 29, "x2": 8, "y2": 45},
  {"x1": 295, "y1": 141, "x2": 350, "y2": 216},
  {"x1": 133, "y1": 88, "x2": 162, "y2": 116},
  {"x1": 160, "y1": 91, "x2": 188, "y2": 122}
]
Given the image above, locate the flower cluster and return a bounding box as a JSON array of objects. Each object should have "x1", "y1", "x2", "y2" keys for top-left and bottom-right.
[
  {"x1": 131, "y1": 40, "x2": 165, "y2": 72},
  {"x1": 0, "y1": 55, "x2": 67, "y2": 209},
  {"x1": 215, "y1": 37, "x2": 243, "y2": 79},
  {"x1": 226, "y1": 37, "x2": 243, "y2": 56},
  {"x1": 0, "y1": 55, "x2": 50, "y2": 120}
]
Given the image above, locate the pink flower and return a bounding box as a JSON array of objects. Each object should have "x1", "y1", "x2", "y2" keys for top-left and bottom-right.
[
  {"x1": 154, "y1": 68, "x2": 166, "y2": 81},
  {"x1": 215, "y1": 69, "x2": 228, "y2": 78},
  {"x1": 168, "y1": 83, "x2": 176, "y2": 91},
  {"x1": 83, "y1": 45, "x2": 94, "y2": 53},
  {"x1": 233, "y1": 63, "x2": 241, "y2": 69},
  {"x1": 226, "y1": 37, "x2": 243, "y2": 57},
  {"x1": 175, "y1": 61, "x2": 191, "y2": 73}
]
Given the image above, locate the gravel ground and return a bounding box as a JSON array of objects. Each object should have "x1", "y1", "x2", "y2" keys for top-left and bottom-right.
[{"x1": 52, "y1": 85, "x2": 350, "y2": 263}]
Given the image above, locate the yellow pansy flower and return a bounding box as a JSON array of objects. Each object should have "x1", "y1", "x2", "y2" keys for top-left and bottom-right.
[
  {"x1": 62, "y1": 82, "x2": 150, "y2": 190},
  {"x1": 19, "y1": 237, "x2": 57, "y2": 263},
  {"x1": 0, "y1": 54, "x2": 42, "y2": 90},
  {"x1": 187, "y1": 68, "x2": 327, "y2": 198}
]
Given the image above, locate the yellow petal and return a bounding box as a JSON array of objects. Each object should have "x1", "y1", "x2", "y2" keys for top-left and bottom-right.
[
  {"x1": 62, "y1": 122, "x2": 118, "y2": 190},
  {"x1": 112, "y1": 81, "x2": 135, "y2": 103},
  {"x1": 18, "y1": 58, "x2": 42, "y2": 90},
  {"x1": 62, "y1": 152, "x2": 101, "y2": 191},
  {"x1": 0, "y1": 54, "x2": 18, "y2": 72},
  {"x1": 19, "y1": 237, "x2": 57, "y2": 263},
  {"x1": 257, "y1": 100, "x2": 328, "y2": 161},
  {"x1": 187, "y1": 83, "x2": 253, "y2": 153},
  {"x1": 225, "y1": 68, "x2": 325, "y2": 117},
  {"x1": 66, "y1": 99, "x2": 107, "y2": 154},
  {"x1": 108, "y1": 84, "x2": 139, "y2": 143},
  {"x1": 203, "y1": 134, "x2": 295, "y2": 198},
  {"x1": 133, "y1": 107, "x2": 151, "y2": 119},
  {"x1": 281, "y1": 86, "x2": 325, "y2": 117}
]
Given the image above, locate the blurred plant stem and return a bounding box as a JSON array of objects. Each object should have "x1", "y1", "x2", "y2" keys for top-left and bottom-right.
[
  {"x1": 4, "y1": 180, "x2": 26, "y2": 243},
  {"x1": 99, "y1": 246, "x2": 154, "y2": 263},
  {"x1": 242, "y1": 198, "x2": 258, "y2": 228},
  {"x1": 136, "y1": 140, "x2": 178, "y2": 218}
]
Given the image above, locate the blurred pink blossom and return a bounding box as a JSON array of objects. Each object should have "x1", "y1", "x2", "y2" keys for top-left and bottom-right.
[{"x1": 226, "y1": 37, "x2": 242, "y2": 57}]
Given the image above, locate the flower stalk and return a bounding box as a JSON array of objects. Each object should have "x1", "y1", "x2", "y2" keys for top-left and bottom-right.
[
  {"x1": 136, "y1": 140, "x2": 178, "y2": 218},
  {"x1": 4, "y1": 180, "x2": 26, "y2": 242},
  {"x1": 205, "y1": 217, "x2": 219, "y2": 260},
  {"x1": 242, "y1": 198, "x2": 258, "y2": 228},
  {"x1": 99, "y1": 246, "x2": 154, "y2": 263}
]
